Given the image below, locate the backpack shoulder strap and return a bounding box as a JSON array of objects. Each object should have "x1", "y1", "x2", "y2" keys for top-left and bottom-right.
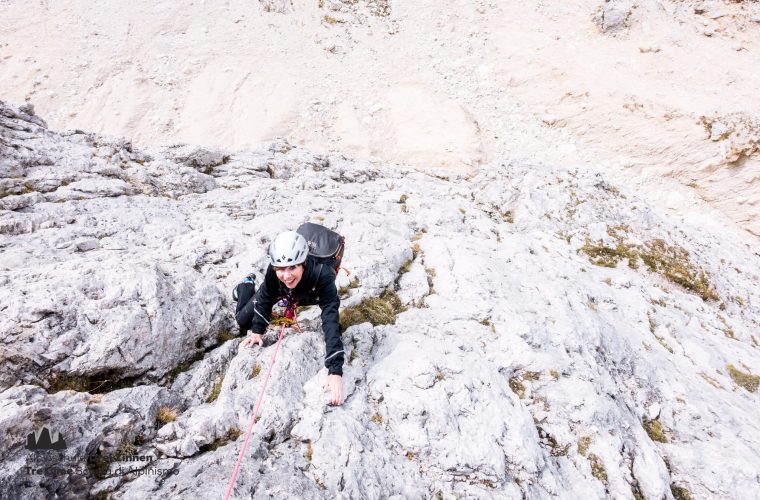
[{"x1": 312, "y1": 263, "x2": 324, "y2": 293}]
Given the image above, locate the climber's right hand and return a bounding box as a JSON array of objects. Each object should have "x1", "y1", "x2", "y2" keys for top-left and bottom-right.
[{"x1": 241, "y1": 333, "x2": 264, "y2": 348}]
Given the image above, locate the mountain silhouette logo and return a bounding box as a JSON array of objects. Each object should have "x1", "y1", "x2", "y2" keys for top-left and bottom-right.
[{"x1": 26, "y1": 425, "x2": 67, "y2": 450}]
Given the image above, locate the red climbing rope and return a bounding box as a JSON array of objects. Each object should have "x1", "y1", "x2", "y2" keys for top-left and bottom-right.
[{"x1": 224, "y1": 307, "x2": 295, "y2": 500}]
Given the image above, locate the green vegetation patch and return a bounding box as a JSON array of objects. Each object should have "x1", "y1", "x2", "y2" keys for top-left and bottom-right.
[
  {"x1": 640, "y1": 239, "x2": 718, "y2": 301},
  {"x1": 216, "y1": 329, "x2": 236, "y2": 344},
  {"x1": 47, "y1": 370, "x2": 140, "y2": 394},
  {"x1": 206, "y1": 377, "x2": 224, "y2": 403},
  {"x1": 643, "y1": 418, "x2": 668, "y2": 443},
  {"x1": 339, "y1": 276, "x2": 361, "y2": 296},
  {"x1": 339, "y1": 290, "x2": 406, "y2": 331},
  {"x1": 166, "y1": 350, "x2": 205, "y2": 384},
  {"x1": 727, "y1": 364, "x2": 759, "y2": 393},
  {"x1": 580, "y1": 240, "x2": 638, "y2": 269},
  {"x1": 578, "y1": 436, "x2": 591, "y2": 456},
  {"x1": 588, "y1": 453, "x2": 608, "y2": 485},
  {"x1": 579, "y1": 232, "x2": 719, "y2": 301},
  {"x1": 200, "y1": 427, "x2": 242, "y2": 453},
  {"x1": 88, "y1": 438, "x2": 139, "y2": 480},
  {"x1": 671, "y1": 484, "x2": 693, "y2": 500}
]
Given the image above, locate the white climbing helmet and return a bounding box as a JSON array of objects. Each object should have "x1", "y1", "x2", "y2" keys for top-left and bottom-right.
[{"x1": 269, "y1": 231, "x2": 309, "y2": 267}]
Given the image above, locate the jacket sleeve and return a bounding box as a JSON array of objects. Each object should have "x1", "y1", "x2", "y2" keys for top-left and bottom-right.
[
  {"x1": 248, "y1": 266, "x2": 279, "y2": 335},
  {"x1": 318, "y1": 267, "x2": 344, "y2": 376}
]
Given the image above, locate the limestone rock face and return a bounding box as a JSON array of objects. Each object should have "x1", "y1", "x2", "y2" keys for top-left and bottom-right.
[
  {"x1": 596, "y1": 0, "x2": 634, "y2": 32},
  {"x1": 1, "y1": 100, "x2": 759, "y2": 499}
]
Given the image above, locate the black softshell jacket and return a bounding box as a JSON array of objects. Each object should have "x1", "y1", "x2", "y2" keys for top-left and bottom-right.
[{"x1": 248, "y1": 256, "x2": 344, "y2": 376}]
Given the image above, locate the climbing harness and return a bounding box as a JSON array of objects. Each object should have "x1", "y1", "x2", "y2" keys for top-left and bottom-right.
[
  {"x1": 224, "y1": 303, "x2": 299, "y2": 500},
  {"x1": 269, "y1": 298, "x2": 303, "y2": 332}
]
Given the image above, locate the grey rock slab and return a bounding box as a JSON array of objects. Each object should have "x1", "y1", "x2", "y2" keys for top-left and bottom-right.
[
  {"x1": 596, "y1": 0, "x2": 633, "y2": 33},
  {"x1": 1, "y1": 99, "x2": 759, "y2": 499}
]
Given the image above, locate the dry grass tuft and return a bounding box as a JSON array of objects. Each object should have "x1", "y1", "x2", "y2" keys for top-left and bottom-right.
[
  {"x1": 727, "y1": 364, "x2": 759, "y2": 392},
  {"x1": 156, "y1": 406, "x2": 177, "y2": 425},
  {"x1": 339, "y1": 290, "x2": 406, "y2": 331}
]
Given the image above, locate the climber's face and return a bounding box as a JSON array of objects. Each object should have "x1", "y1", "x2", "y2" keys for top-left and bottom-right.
[{"x1": 274, "y1": 264, "x2": 304, "y2": 289}]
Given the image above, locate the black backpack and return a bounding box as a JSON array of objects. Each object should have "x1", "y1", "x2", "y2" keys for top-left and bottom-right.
[{"x1": 296, "y1": 222, "x2": 345, "y2": 274}]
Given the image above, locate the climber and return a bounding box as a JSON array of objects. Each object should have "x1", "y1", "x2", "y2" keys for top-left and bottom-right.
[{"x1": 235, "y1": 229, "x2": 345, "y2": 406}]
